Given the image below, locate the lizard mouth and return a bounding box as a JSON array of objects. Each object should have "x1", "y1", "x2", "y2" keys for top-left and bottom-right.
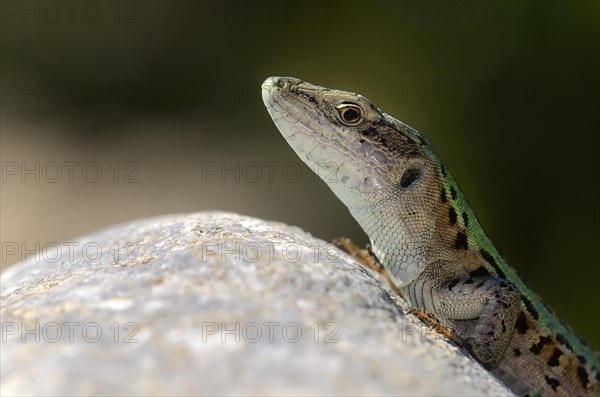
[
  {"x1": 261, "y1": 77, "x2": 325, "y2": 134},
  {"x1": 262, "y1": 76, "x2": 400, "y2": 208},
  {"x1": 261, "y1": 76, "x2": 341, "y2": 150},
  {"x1": 262, "y1": 76, "x2": 390, "y2": 168}
]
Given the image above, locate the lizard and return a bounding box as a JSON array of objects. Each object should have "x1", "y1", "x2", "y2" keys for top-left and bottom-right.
[{"x1": 261, "y1": 76, "x2": 600, "y2": 396}]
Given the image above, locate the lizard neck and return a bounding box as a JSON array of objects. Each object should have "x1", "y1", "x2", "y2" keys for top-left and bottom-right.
[
  {"x1": 346, "y1": 152, "x2": 497, "y2": 290},
  {"x1": 346, "y1": 158, "x2": 446, "y2": 287},
  {"x1": 349, "y1": 204, "x2": 431, "y2": 288}
]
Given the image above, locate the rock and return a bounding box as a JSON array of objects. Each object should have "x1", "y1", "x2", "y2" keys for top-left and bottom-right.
[{"x1": 0, "y1": 211, "x2": 513, "y2": 396}]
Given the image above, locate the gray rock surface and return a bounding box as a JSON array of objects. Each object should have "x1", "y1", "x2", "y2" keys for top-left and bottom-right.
[{"x1": 1, "y1": 211, "x2": 513, "y2": 396}]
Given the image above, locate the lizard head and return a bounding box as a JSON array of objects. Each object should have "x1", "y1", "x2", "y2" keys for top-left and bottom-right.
[
  {"x1": 263, "y1": 76, "x2": 469, "y2": 286},
  {"x1": 262, "y1": 76, "x2": 437, "y2": 210}
]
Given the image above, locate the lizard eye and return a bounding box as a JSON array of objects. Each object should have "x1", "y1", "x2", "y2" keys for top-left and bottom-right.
[{"x1": 336, "y1": 104, "x2": 362, "y2": 125}]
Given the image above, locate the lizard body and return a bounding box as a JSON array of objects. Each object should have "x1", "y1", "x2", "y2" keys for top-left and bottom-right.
[{"x1": 262, "y1": 76, "x2": 600, "y2": 396}]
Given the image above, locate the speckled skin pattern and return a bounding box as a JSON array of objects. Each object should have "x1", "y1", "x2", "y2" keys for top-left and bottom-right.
[{"x1": 263, "y1": 77, "x2": 600, "y2": 396}]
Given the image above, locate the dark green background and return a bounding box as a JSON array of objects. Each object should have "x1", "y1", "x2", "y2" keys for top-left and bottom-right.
[{"x1": 2, "y1": 1, "x2": 598, "y2": 348}]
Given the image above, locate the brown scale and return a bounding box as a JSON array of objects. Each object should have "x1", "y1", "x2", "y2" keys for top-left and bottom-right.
[
  {"x1": 339, "y1": 117, "x2": 599, "y2": 396},
  {"x1": 420, "y1": 181, "x2": 490, "y2": 278},
  {"x1": 493, "y1": 307, "x2": 600, "y2": 396},
  {"x1": 338, "y1": 188, "x2": 600, "y2": 395},
  {"x1": 420, "y1": 176, "x2": 600, "y2": 396}
]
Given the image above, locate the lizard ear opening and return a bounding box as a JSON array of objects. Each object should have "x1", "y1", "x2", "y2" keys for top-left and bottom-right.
[{"x1": 400, "y1": 163, "x2": 422, "y2": 188}]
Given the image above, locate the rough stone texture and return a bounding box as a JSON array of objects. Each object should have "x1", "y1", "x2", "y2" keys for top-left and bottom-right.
[{"x1": 0, "y1": 212, "x2": 514, "y2": 396}]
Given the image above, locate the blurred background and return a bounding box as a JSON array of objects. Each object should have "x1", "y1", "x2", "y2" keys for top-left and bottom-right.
[{"x1": 1, "y1": 1, "x2": 598, "y2": 348}]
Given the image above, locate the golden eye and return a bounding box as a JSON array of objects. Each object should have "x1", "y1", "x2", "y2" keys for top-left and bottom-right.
[{"x1": 337, "y1": 104, "x2": 362, "y2": 125}]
